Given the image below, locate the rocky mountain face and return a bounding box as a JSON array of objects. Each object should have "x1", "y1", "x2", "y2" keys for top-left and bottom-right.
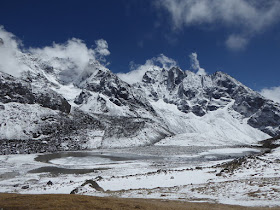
[
  {"x1": 73, "y1": 62, "x2": 156, "y2": 118},
  {"x1": 0, "y1": 72, "x2": 71, "y2": 113},
  {"x1": 0, "y1": 51, "x2": 279, "y2": 154},
  {"x1": 137, "y1": 67, "x2": 280, "y2": 136}
]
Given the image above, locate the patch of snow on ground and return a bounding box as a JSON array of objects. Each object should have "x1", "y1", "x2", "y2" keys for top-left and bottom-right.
[{"x1": 98, "y1": 169, "x2": 215, "y2": 191}]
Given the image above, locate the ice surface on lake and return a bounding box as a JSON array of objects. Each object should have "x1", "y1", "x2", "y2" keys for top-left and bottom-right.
[
  {"x1": 50, "y1": 156, "x2": 116, "y2": 166},
  {"x1": 200, "y1": 148, "x2": 260, "y2": 155}
]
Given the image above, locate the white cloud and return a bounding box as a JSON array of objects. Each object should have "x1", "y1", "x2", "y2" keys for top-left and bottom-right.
[
  {"x1": 260, "y1": 86, "x2": 280, "y2": 103},
  {"x1": 31, "y1": 38, "x2": 108, "y2": 83},
  {"x1": 156, "y1": 0, "x2": 280, "y2": 31},
  {"x1": 0, "y1": 26, "x2": 27, "y2": 77},
  {"x1": 118, "y1": 53, "x2": 208, "y2": 84},
  {"x1": 95, "y1": 39, "x2": 110, "y2": 56},
  {"x1": 225, "y1": 35, "x2": 248, "y2": 51},
  {"x1": 30, "y1": 38, "x2": 96, "y2": 73},
  {"x1": 30, "y1": 38, "x2": 110, "y2": 72},
  {"x1": 189, "y1": 52, "x2": 206, "y2": 75},
  {"x1": 0, "y1": 26, "x2": 110, "y2": 81},
  {"x1": 117, "y1": 54, "x2": 177, "y2": 84},
  {"x1": 156, "y1": 0, "x2": 280, "y2": 50},
  {"x1": 153, "y1": 53, "x2": 177, "y2": 69}
]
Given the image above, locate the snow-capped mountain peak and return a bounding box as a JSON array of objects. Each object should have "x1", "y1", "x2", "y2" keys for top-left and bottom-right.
[{"x1": 0, "y1": 44, "x2": 280, "y2": 154}]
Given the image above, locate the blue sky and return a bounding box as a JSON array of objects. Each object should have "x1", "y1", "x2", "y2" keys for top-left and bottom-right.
[{"x1": 0, "y1": 0, "x2": 280, "y2": 99}]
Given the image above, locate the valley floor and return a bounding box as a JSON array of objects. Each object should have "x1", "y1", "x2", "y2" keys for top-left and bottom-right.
[{"x1": 0, "y1": 143, "x2": 280, "y2": 208}]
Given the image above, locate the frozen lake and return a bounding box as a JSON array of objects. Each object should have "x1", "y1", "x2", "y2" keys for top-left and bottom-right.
[{"x1": 32, "y1": 146, "x2": 261, "y2": 174}]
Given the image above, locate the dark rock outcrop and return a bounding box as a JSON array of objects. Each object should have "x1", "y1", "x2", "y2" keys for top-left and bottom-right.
[{"x1": 0, "y1": 72, "x2": 71, "y2": 113}]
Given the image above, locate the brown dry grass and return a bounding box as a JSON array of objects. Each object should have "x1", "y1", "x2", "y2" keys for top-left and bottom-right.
[{"x1": 0, "y1": 193, "x2": 279, "y2": 210}]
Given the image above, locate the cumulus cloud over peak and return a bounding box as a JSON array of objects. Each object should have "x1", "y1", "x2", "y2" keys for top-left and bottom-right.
[
  {"x1": 189, "y1": 52, "x2": 206, "y2": 75},
  {"x1": 118, "y1": 53, "x2": 208, "y2": 85},
  {"x1": 95, "y1": 39, "x2": 110, "y2": 56},
  {"x1": 152, "y1": 53, "x2": 177, "y2": 69},
  {"x1": 260, "y1": 86, "x2": 280, "y2": 103},
  {"x1": 29, "y1": 38, "x2": 111, "y2": 84},
  {"x1": 0, "y1": 26, "x2": 110, "y2": 81},
  {"x1": 117, "y1": 54, "x2": 177, "y2": 84},
  {"x1": 0, "y1": 26, "x2": 26, "y2": 77},
  {"x1": 156, "y1": 0, "x2": 280, "y2": 50},
  {"x1": 30, "y1": 38, "x2": 96, "y2": 72},
  {"x1": 0, "y1": 26, "x2": 22, "y2": 49},
  {"x1": 30, "y1": 38, "x2": 110, "y2": 72}
]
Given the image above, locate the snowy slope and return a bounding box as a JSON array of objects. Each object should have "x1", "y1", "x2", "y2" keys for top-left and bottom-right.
[{"x1": 153, "y1": 100, "x2": 269, "y2": 146}]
